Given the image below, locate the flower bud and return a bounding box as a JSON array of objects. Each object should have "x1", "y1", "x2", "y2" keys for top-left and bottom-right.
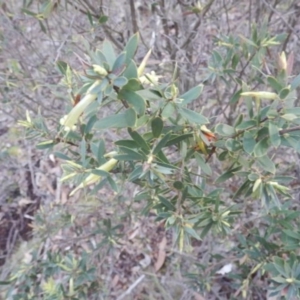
[
  {"x1": 69, "y1": 158, "x2": 118, "y2": 196},
  {"x1": 92, "y1": 65, "x2": 108, "y2": 77},
  {"x1": 240, "y1": 91, "x2": 278, "y2": 100}
]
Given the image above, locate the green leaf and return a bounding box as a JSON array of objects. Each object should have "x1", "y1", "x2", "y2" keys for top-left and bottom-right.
[
  {"x1": 38, "y1": 20, "x2": 47, "y2": 33},
  {"x1": 151, "y1": 117, "x2": 163, "y2": 138},
  {"x1": 184, "y1": 226, "x2": 201, "y2": 240},
  {"x1": 123, "y1": 60, "x2": 138, "y2": 79},
  {"x1": 180, "y1": 84, "x2": 203, "y2": 105},
  {"x1": 115, "y1": 139, "x2": 138, "y2": 149},
  {"x1": 91, "y1": 169, "x2": 110, "y2": 177},
  {"x1": 122, "y1": 78, "x2": 142, "y2": 91},
  {"x1": 233, "y1": 180, "x2": 251, "y2": 199},
  {"x1": 215, "y1": 166, "x2": 242, "y2": 184},
  {"x1": 290, "y1": 73, "x2": 300, "y2": 90},
  {"x1": 178, "y1": 107, "x2": 208, "y2": 125},
  {"x1": 54, "y1": 151, "x2": 72, "y2": 161},
  {"x1": 281, "y1": 134, "x2": 300, "y2": 152},
  {"x1": 225, "y1": 139, "x2": 242, "y2": 152},
  {"x1": 157, "y1": 195, "x2": 175, "y2": 211},
  {"x1": 125, "y1": 33, "x2": 139, "y2": 64},
  {"x1": 212, "y1": 50, "x2": 223, "y2": 64},
  {"x1": 173, "y1": 181, "x2": 184, "y2": 190},
  {"x1": 285, "y1": 107, "x2": 300, "y2": 116},
  {"x1": 128, "y1": 165, "x2": 143, "y2": 181},
  {"x1": 41, "y1": 0, "x2": 54, "y2": 18},
  {"x1": 112, "y1": 52, "x2": 127, "y2": 73},
  {"x1": 115, "y1": 147, "x2": 145, "y2": 161},
  {"x1": 91, "y1": 139, "x2": 105, "y2": 162},
  {"x1": 281, "y1": 114, "x2": 297, "y2": 121},
  {"x1": 153, "y1": 133, "x2": 172, "y2": 155},
  {"x1": 56, "y1": 61, "x2": 68, "y2": 76},
  {"x1": 248, "y1": 173, "x2": 259, "y2": 181},
  {"x1": 200, "y1": 222, "x2": 213, "y2": 238},
  {"x1": 257, "y1": 155, "x2": 275, "y2": 174},
  {"x1": 101, "y1": 40, "x2": 116, "y2": 69},
  {"x1": 94, "y1": 108, "x2": 136, "y2": 129},
  {"x1": 195, "y1": 153, "x2": 212, "y2": 176},
  {"x1": 98, "y1": 15, "x2": 108, "y2": 24},
  {"x1": 113, "y1": 76, "x2": 128, "y2": 87},
  {"x1": 165, "y1": 133, "x2": 193, "y2": 147},
  {"x1": 279, "y1": 87, "x2": 290, "y2": 100},
  {"x1": 236, "y1": 120, "x2": 256, "y2": 130},
  {"x1": 267, "y1": 76, "x2": 283, "y2": 93},
  {"x1": 86, "y1": 10, "x2": 93, "y2": 26},
  {"x1": 230, "y1": 89, "x2": 242, "y2": 104},
  {"x1": 119, "y1": 89, "x2": 146, "y2": 115},
  {"x1": 85, "y1": 115, "x2": 97, "y2": 134},
  {"x1": 254, "y1": 137, "x2": 270, "y2": 157},
  {"x1": 231, "y1": 53, "x2": 239, "y2": 69},
  {"x1": 80, "y1": 139, "x2": 87, "y2": 163},
  {"x1": 283, "y1": 230, "x2": 300, "y2": 240},
  {"x1": 269, "y1": 122, "x2": 281, "y2": 147},
  {"x1": 22, "y1": 8, "x2": 38, "y2": 17},
  {"x1": 128, "y1": 128, "x2": 150, "y2": 151},
  {"x1": 234, "y1": 114, "x2": 243, "y2": 127},
  {"x1": 215, "y1": 124, "x2": 235, "y2": 136},
  {"x1": 243, "y1": 131, "x2": 256, "y2": 154},
  {"x1": 36, "y1": 140, "x2": 55, "y2": 150}
]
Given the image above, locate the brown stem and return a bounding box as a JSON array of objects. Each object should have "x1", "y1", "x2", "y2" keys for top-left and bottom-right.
[{"x1": 129, "y1": 0, "x2": 139, "y2": 34}]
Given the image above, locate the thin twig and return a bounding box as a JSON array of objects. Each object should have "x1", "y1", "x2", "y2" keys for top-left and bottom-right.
[
  {"x1": 261, "y1": 0, "x2": 300, "y2": 40},
  {"x1": 116, "y1": 275, "x2": 145, "y2": 300},
  {"x1": 129, "y1": 0, "x2": 138, "y2": 34},
  {"x1": 55, "y1": 15, "x2": 76, "y2": 62}
]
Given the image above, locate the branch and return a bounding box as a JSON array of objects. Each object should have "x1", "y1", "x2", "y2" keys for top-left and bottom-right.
[
  {"x1": 129, "y1": 0, "x2": 139, "y2": 34},
  {"x1": 279, "y1": 126, "x2": 300, "y2": 135}
]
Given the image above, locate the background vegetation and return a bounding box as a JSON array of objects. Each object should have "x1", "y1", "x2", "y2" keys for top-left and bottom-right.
[{"x1": 1, "y1": 0, "x2": 300, "y2": 299}]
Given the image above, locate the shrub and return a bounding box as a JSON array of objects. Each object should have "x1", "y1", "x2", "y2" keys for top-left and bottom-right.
[{"x1": 8, "y1": 26, "x2": 300, "y2": 299}]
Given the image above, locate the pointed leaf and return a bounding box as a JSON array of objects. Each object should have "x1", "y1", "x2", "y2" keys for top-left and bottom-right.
[
  {"x1": 113, "y1": 76, "x2": 128, "y2": 87},
  {"x1": 195, "y1": 153, "x2": 212, "y2": 176},
  {"x1": 279, "y1": 87, "x2": 290, "y2": 100},
  {"x1": 151, "y1": 117, "x2": 163, "y2": 138},
  {"x1": 291, "y1": 73, "x2": 300, "y2": 90},
  {"x1": 269, "y1": 122, "x2": 281, "y2": 147},
  {"x1": 254, "y1": 137, "x2": 270, "y2": 157},
  {"x1": 153, "y1": 133, "x2": 171, "y2": 155},
  {"x1": 115, "y1": 147, "x2": 145, "y2": 161},
  {"x1": 94, "y1": 108, "x2": 136, "y2": 129},
  {"x1": 215, "y1": 124, "x2": 235, "y2": 136},
  {"x1": 128, "y1": 128, "x2": 150, "y2": 151},
  {"x1": 123, "y1": 60, "x2": 138, "y2": 79},
  {"x1": 125, "y1": 33, "x2": 139, "y2": 64},
  {"x1": 257, "y1": 155, "x2": 275, "y2": 174},
  {"x1": 267, "y1": 76, "x2": 283, "y2": 93},
  {"x1": 180, "y1": 84, "x2": 203, "y2": 105},
  {"x1": 243, "y1": 131, "x2": 256, "y2": 154},
  {"x1": 119, "y1": 89, "x2": 146, "y2": 115},
  {"x1": 112, "y1": 52, "x2": 127, "y2": 72},
  {"x1": 178, "y1": 107, "x2": 208, "y2": 125},
  {"x1": 101, "y1": 40, "x2": 116, "y2": 69}
]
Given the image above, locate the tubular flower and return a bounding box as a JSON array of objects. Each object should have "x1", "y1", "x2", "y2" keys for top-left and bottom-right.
[
  {"x1": 139, "y1": 71, "x2": 163, "y2": 86},
  {"x1": 137, "y1": 49, "x2": 152, "y2": 77},
  {"x1": 61, "y1": 80, "x2": 101, "y2": 131},
  {"x1": 240, "y1": 91, "x2": 278, "y2": 100},
  {"x1": 69, "y1": 157, "x2": 118, "y2": 196}
]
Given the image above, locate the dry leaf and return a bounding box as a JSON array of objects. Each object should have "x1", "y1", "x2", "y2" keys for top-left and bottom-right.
[
  {"x1": 193, "y1": 291, "x2": 206, "y2": 300},
  {"x1": 111, "y1": 274, "x2": 119, "y2": 288},
  {"x1": 139, "y1": 253, "x2": 151, "y2": 269},
  {"x1": 128, "y1": 224, "x2": 140, "y2": 240},
  {"x1": 155, "y1": 236, "x2": 167, "y2": 272},
  {"x1": 216, "y1": 263, "x2": 233, "y2": 275}
]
